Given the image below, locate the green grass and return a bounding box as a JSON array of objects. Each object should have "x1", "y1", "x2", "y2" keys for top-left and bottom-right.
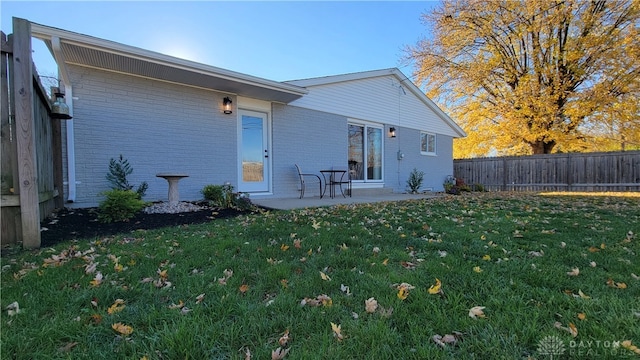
[{"x1": 2, "y1": 192, "x2": 639, "y2": 359}]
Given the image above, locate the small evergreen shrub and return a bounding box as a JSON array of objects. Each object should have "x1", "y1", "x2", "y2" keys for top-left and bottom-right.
[
  {"x1": 406, "y1": 168, "x2": 425, "y2": 193},
  {"x1": 98, "y1": 189, "x2": 146, "y2": 223},
  {"x1": 106, "y1": 155, "x2": 148, "y2": 199}
]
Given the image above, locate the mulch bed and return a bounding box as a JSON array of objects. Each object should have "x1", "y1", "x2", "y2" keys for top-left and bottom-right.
[{"x1": 38, "y1": 202, "x2": 255, "y2": 248}]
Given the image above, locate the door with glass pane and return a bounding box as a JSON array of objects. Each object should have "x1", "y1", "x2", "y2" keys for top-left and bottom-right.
[
  {"x1": 238, "y1": 110, "x2": 269, "y2": 192},
  {"x1": 348, "y1": 123, "x2": 383, "y2": 182}
]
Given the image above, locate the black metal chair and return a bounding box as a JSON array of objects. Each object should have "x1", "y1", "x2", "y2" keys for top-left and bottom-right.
[{"x1": 295, "y1": 164, "x2": 323, "y2": 199}]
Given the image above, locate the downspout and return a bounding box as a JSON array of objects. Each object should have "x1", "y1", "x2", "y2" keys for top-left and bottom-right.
[{"x1": 64, "y1": 87, "x2": 76, "y2": 202}]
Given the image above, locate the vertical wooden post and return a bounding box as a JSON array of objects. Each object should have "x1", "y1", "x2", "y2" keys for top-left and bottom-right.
[{"x1": 12, "y1": 18, "x2": 41, "y2": 249}]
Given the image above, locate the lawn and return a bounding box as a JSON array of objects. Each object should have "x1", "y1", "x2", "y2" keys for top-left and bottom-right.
[{"x1": 2, "y1": 192, "x2": 639, "y2": 359}]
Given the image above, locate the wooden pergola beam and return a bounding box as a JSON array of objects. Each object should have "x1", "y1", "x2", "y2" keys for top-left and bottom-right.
[{"x1": 12, "y1": 18, "x2": 41, "y2": 249}]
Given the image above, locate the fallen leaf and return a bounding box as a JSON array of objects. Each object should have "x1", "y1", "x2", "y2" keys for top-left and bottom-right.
[
  {"x1": 107, "y1": 299, "x2": 126, "y2": 314},
  {"x1": 239, "y1": 284, "x2": 249, "y2": 294},
  {"x1": 293, "y1": 239, "x2": 302, "y2": 249},
  {"x1": 168, "y1": 300, "x2": 184, "y2": 309},
  {"x1": 578, "y1": 289, "x2": 590, "y2": 299},
  {"x1": 567, "y1": 267, "x2": 580, "y2": 276},
  {"x1": 340, "y1": 243, "x2": 348, "y2": 251},
  {"x1": 196, "y1": 293, "x2": 205, "y2": 304},
  {"x1": 382, "y1": 258, "x2": 389, "y2": 266},
  {"x1": 554, "y1": 321, "x2": 577, "y2": 337},
  {"x1": 365, "y1": 297, "x2": 378, "y2": 313},
  {"x1": 280, "y1": 244, "x2": 290, "y2": 251},
  {"x1": 319, "y1": 271, "x2": 331, "y2": 281},
  {"x1": 577, "y1": 313, "x2": 586, "y2": 320},
  {"x1": 401, "y1": 261, "x2": 416, "y2": 270},
  {"x1": 90, "y1": 272, "x2": 103, "y2": 287},
  {"x1": 340, "y1": 284, "x2": 351, "y2": 295},
  {"x1": 372, "y1": 246, "x2": 380, "y2": 255},
  {"x1": 331, "y1": 322, "x2": 343, "y2": 341},
  {"x1": 397, "y1": 287, "x2": 409, "y2": 300},
  {"x1": 468, "y1": 306, "x2": 486, "y2": 319},
  {"x1": 473, "y1": 266, "x2": 482, "y2": 273},
  {"x1": 278, "y1": 329, "x2": 290, "y2": 347},
  {"x1": 606, "y1": 278, "x2": 627, "y2": 289},
  {"x1": 589, "y1": 261, "x2": 597, "y2": 267},
  {"x1": 112, "y1": 322, "x2": 133, "y2": 335},
  {"x1": 6, "y1": 301, "x2": 21, "y2": 316},
  {"x1": 560, "y1": 242, "x2": 567, "y2": 248},
  {"x1": 271, "y1": 347, "x2": 290, "y2": 360},
  {"x1": 428, "y1": 278, "x2": 442, "y2": 295},
  {"x1": 482, "y1": 254, "x2": 491, "y2": 261}
]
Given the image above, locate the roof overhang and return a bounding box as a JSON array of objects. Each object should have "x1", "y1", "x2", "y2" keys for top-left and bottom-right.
[{"x1": 28, "y1": 20, "x2": 307, "y2": 103}]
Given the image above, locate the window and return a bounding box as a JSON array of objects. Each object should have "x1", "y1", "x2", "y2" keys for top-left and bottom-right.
[
  {"x1": 421, "y1": 132, "x2": 436, "y2": 155},
  {"x1": 349, "y1": 123, "x2": 383, "y2": 181}
]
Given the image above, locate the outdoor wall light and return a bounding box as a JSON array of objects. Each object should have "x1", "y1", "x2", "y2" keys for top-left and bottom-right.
[
  {"x1": 389, "y1": 127, "x2": 396, "y2": 138},
  {"x1": 50, "y1": 87, "x2": 72, "y2": 120},
  {"x1": 223, "y1": 97, "x2": 233, "y2": 114}
]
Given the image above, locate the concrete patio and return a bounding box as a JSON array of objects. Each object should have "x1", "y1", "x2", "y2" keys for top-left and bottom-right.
[{"x1": 251, "y1": 191, "x2": 442, "y2": 210}]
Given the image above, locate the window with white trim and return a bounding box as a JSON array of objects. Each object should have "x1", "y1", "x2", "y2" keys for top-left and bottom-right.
[{"x1": 420, "y1": 132, "x2": 436, "y2": 155}]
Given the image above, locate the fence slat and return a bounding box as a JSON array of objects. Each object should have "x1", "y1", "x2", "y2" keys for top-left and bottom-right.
[{"x1": 454, "y1": 151, "x2": 640, "y2": 192}]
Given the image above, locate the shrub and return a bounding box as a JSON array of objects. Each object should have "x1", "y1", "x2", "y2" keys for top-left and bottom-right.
[
  {"x1": 406, "y1": 168, "x2": 425, "y2": 193},
  {"x1": 106, "y1": 155, "x2": 148, "y2": 199},
  {"x1": 98, "y1": 189, "x2": 146, "y2": 223},
  {"x1": 201, "y1": 183, "x2": 253, "y2": 210},
  {"x1": 201, "y1": 184, "x2": 226, "y2": 206}
]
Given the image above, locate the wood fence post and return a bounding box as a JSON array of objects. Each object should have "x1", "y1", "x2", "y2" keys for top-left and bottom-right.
[{"x1": 12, "y1": 18, "x2": 41, "y2": 249}]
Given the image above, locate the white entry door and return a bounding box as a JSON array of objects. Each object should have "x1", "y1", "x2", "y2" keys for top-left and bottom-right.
[{"x1": 238, "y1": 110, "x2": 270, "y2": 192}]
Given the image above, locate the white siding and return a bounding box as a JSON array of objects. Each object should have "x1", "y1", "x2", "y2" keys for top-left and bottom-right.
[{"x1": 289, "y1": 75, "x2": 461, "y2": 137}]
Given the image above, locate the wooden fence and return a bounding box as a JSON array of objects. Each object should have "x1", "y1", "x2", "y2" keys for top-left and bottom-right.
[
  {"x1": 453, "y1": 151, "x2": 640, "y2": 192},
  {"x1": 1, "y1": 22, "x2": 64, "y2": 247}
]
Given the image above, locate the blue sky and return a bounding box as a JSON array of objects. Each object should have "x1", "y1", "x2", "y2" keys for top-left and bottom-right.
[{"x1": 1, "y1": 1, "x2": 438, "y2": 82}]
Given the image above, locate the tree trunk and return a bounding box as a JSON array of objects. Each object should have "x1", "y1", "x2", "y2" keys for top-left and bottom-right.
[{"x1": 530, "y1": 140, "x2": 556, "y2": 154}]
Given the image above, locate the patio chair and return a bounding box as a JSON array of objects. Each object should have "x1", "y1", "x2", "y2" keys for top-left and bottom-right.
[{"x1": 295, "y1": 164, "x2": 323, "y2": 199}]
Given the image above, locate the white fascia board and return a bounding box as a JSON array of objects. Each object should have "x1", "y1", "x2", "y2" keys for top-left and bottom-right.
[{"x1": 29, "y1": 21, "x2": 307, "y2": 97}]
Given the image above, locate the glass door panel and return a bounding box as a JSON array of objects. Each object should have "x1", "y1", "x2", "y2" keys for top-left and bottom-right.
[{"x1": 239, "y1": 110, "x2": 269, "y2": 192}]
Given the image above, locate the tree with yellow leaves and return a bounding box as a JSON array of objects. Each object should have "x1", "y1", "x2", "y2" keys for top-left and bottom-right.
[{"x1": 406, "y1": 0, "x2": 639, "y2": 156}]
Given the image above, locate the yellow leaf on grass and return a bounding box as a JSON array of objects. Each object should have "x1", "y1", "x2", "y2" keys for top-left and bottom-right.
[
  {"x1": 331, "y1": 322, "x2": 344, "y2": 341},
  {"x1": 468, "y1": 306, "x2": 486, "y2": 319},
  {"x1": 568, "y1": 322, "x2": 578, "y2": 337},
  {"x1": 239, "y1": 284, "x2": 249, "y2": 294},
  {"x1": 482, "y1": 255, "x2": 491, "y2": 261},
  {"x1": 107, "y1": 299, "x2": 126, "y2": 314},
  {"x1": 114, "y1": 263, "x2": 124, "y2": 272},
  {"x1": 428, "y1": 278, "x2": 442, "y2": 295},
  {"x1": 280, "y1": 244, "x2": 290, "y2": 251},
  {"x1": 567, "y1": 267, "x2": 580, "y2": 276},
  {"x1": 90, "y1": 272, "x2": 103, "y2": 287},
  {"x1": 473, "y1": 266, "x2": 483, "y2": 273},
  {"x1": 112, "y1": 322, "x2": 133, "y2": 335},
  {"x1": 320, "y1": 271, "x2": 331, "y2": 281},
  {"x1": 577, "y1": 313, "x2": 586, "y2": 320},
  {"x1": 382, "y1": 258, "x2": 389, "y2": 266},
  {"x1": 606, "y1": 278, "x2": 627, "y2": 289},
  {"x1": 578, "y1": 289, "x2": 591, "y2": 299},
  {"x1": 397, "y1": 287, "x2": 409, "y2": 300}
]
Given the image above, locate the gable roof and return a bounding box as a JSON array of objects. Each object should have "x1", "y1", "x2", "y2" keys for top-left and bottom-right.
[
  {"x1": 27, "y1": 19, "x2": 307, "y2": 103},
  {"x1": 286, "y1": 68, "x2": 466, "y2": 138}
]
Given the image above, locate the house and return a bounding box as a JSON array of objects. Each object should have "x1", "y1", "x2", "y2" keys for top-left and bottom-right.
[{"x1": 29, "y1": 19, "x2": 466, "y2": 207}]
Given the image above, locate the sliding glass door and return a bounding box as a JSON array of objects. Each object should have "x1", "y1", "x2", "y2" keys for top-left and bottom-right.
[{"x1": 348, "y1": 123, "x2": 383, "y2": 182}]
